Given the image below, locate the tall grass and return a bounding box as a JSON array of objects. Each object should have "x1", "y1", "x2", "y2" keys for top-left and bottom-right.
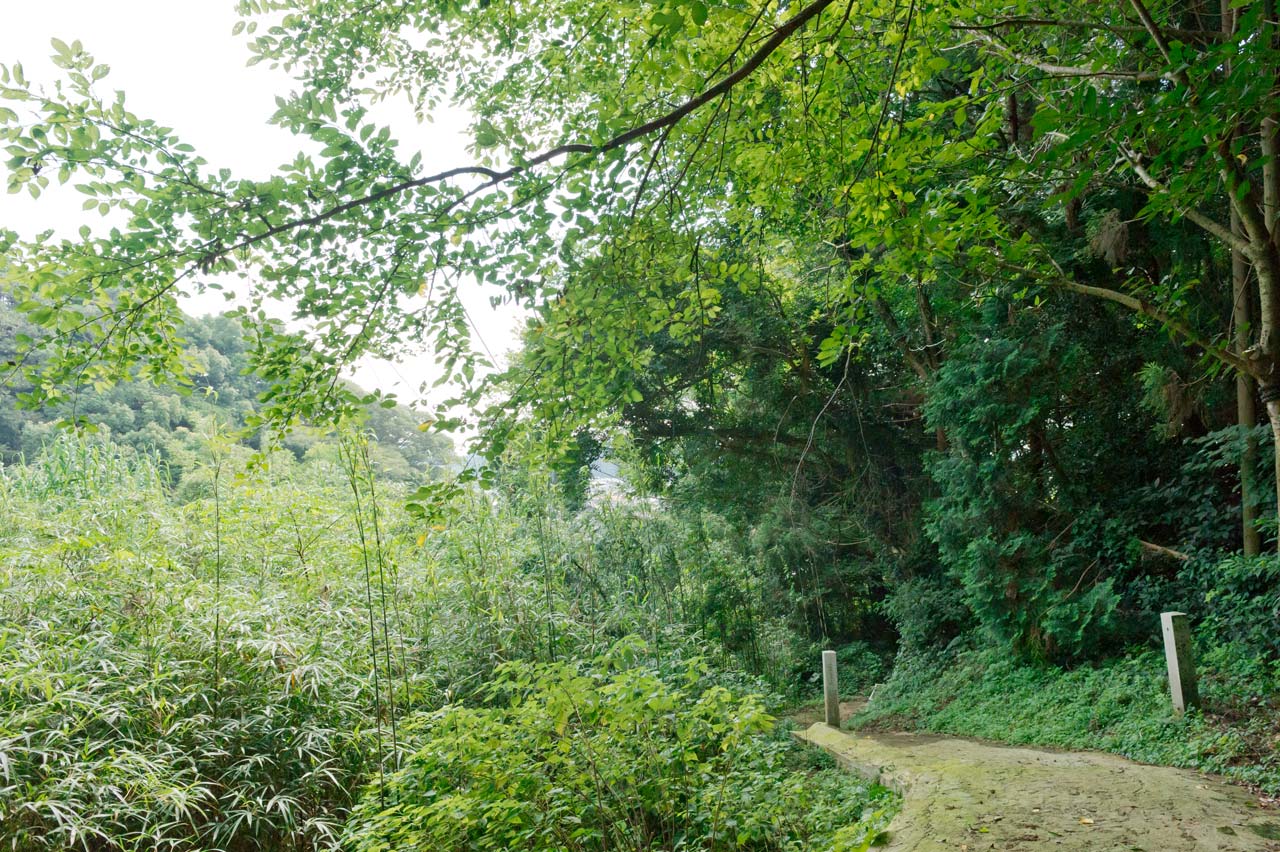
[
  {"x1": 3, "y1": 432, "x2": 166, "y2": 503},
  {"x1": 0, "y1": 437, "x2": 388, "y2": 850},
  {"x1": 0, "y1": 433, "x2": 822, "y2": 850}
]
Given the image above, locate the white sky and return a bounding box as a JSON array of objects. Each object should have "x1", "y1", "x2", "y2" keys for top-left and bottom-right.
[{"x1": 0, "y1": 1, "x2": 523, "y2": 419}]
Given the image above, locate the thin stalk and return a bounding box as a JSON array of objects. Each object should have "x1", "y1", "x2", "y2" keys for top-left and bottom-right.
[
  {"x1": 358, "y1": 440, "x2": 400, "y2": 764},
  {"x1": 212, "y1": 455, "x2": 223, "y2": 715},
  {"x1": 340, "y1": 436, "x2": 386, "y2": 807},
  {"x1": 535, "y1": 494, "x2": 557, "y2": 663}
]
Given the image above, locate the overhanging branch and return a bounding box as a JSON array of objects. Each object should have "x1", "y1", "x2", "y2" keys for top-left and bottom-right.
[
  {"x1": 1119, "y1": 145, "x2": 1254, "y2": 254},
  {"x1": 967, "y1": 30, "x2": 1173, "y2": 82},
  {"x1": 995, "y1": 258, "x2": 1254, "y2": 375},
  {"x1": 229, "y1": 0, "x2": 838, "y2": 257}
]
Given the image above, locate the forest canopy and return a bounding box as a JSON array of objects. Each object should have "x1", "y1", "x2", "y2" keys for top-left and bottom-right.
[{"x1": 2, "y1": 0, "x2": 1279, "y2": 662}]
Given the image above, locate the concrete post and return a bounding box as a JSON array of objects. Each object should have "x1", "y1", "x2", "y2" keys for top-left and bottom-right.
[
  {"x1": 822, "y1": 649, "x2": 840, "y2": 727},
  {"x1": 1161, "y1": 611, "x2": 1200, "y2": 714}
]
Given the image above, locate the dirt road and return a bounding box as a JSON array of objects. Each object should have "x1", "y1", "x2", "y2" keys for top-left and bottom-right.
[{"x1": 794, "y1": 721, "x2": 1280, "y2": 851}]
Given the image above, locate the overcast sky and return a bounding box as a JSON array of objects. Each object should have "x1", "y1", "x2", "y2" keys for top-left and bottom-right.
[{"x1": 0, "y1": 1, "x2": 522, "y2": 414}]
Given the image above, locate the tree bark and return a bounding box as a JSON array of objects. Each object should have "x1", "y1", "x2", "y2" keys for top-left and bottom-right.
[
  {"x1": 1224, "y1": 0, "x2": 1262, "y2": 555},
  {"x1": 1233, "y1": 210, "x2": 1262, "y2": 555},
  {"x1": 1250, "y1": 246, "x2": 1280, "y2": 546},
  {"x1": 1254, "y1": 0, "x2": 1280, "y2": 546},
  {"x1": 1259, "y1": 0, "x2": 1280, "y2": 550}
]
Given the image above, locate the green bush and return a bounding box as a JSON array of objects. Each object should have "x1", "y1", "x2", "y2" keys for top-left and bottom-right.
[
  {"x1": 0, "y1": 442, "x2": 386, "y2": 850},
  {"x1": 834, "y1": 641, "x2": 891, "y2": 693},
  {"x1": 345, "y1": 644, "x2": 895, "y2": 852},
  {"x1": 881, "y1": 573, "x2": 970, "y2": 655},
  {"x1": 1194, "y1": 554, "x2": 1280, "y2": 661},
  {"x1": 925, "y1": 326, "x2": 1121, "y2": 661}
]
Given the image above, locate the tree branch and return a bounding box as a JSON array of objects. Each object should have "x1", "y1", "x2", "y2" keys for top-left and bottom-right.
[
  {"x1": 994, "y1": 258, "x2": 1254, "y2": 375},
  {"x1": 1126, "y1": 0, "x2": 1189, "y2": 86},
  {"x1": 1119, "y1": 145, "x2": 1254, "y2": 254},
  {"x1": 968, "y1": 30, "x2": 1173, "y2": 81},
  {"x1": 1137, "y1": 539, "x2": 1191, "y2": 560},
  {"x1": 1211, "y1": 135, "x2": 1274, "y2": 250},
  {"x1": 1066, "y1": 287, "x2": 1251, "y2": 373},
  {"x1": 227, "y1": 0, "x2": 838, "y2": 258},
  {"x1": 952, "y1": 18, "x2": 1221, "y2": 42},
  {"x1": 872, "y1": 294, "x2": 932, "y2": 380}
]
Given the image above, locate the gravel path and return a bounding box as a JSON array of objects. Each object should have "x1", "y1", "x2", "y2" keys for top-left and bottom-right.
[{"x1": 794, "y1": 721, "x2": 1280, "y2": 851}]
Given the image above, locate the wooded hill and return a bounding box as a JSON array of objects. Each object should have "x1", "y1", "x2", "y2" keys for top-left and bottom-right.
[{"x1": 0, "y1": 298, "x2": 455, "y2": 482}]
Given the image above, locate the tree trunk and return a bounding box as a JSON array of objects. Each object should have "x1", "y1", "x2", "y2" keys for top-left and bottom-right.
[
  {"x1": 1233, "y1": 208, "x2": 1262, "y2": 555},
  {"x1": 1265, "y1": 396, "x2": 1280, "y2": 544},
  {"x1": 1222, "y1": 0, "x2": 1261, "y2": 557},
  {"x1": 1244, "y1": 0, "x2": 1279, "y2": 542},
  {"x1": 1251, "y1": 246, "x2": 1280, "y2": 546},
  {"x1": 1256, "y1": 0, "x2": 1280, "y2": 546}
]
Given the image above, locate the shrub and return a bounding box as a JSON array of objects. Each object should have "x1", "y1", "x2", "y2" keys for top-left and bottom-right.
[
  {"x1": 345, "y1": 644, "x2": 895, "y2": 852},
  {"x1": 1194, "y1": 554, "x2": 1280, "y2": 661}
]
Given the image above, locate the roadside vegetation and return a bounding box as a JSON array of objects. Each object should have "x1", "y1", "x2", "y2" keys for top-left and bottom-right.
[{"x1": 0, "y1": 428, "x2": 894, "y2": 850}]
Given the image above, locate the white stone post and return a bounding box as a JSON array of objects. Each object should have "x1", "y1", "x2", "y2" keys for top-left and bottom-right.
[
  {"x1": 1161, "y1": 611, "x2": 1200, "y2": 714},
  {"x1": 822, "y1": 649, "x2": 840, "y2": 727}
]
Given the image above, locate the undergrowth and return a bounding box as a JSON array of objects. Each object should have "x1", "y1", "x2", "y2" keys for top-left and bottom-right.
[
  {"x1": 346, "y1": 645, "x2": 896, "y2": 852},
  {"x1": 0, "y1": 433, "x2": 887, "y2": 850}
]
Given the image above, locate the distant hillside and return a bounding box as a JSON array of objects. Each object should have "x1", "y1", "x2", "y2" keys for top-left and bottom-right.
[{"x1": 0, "y1": 300, "x2": 455, "y2": 482}]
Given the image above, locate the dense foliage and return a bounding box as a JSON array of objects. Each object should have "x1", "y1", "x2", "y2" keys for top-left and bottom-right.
[
  {"x1": 347, "y1": 649, "x2": 893, "y2": 852},
  {"x1": 2, "y1": 0, "x2": 1280, "y2": 847},
  {"x1": 0, "y1": 299, "x2": 456, "y2": 480},
  {"x1": 1, "y1": 0, "x2": 1277, "y2": 668},
  {"x1": 0, "y1": 437, "x2": 413, "y2": 850},
  {"x1": 0, "y1": 433, "x2": 894, "y2": 850}
]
